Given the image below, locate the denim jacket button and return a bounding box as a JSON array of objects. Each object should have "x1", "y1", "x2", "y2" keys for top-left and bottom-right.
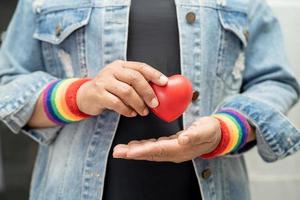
[
  {"x1": 192, "y1": 90, "x2": 200, "y2": 101},
  {"x1": 186, "y1": 12, "x2": 196, "y2": 24},
  {"x1": 202, "y1": 169, "x2": 212, "y2": 179},
  {"x1": 55, "y1": 25, "x2": 62, "y2": 37}
]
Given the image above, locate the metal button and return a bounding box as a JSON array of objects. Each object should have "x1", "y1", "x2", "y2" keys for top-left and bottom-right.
[
  {"x1": 202, "y1": 169, "x2": 212, "y2": 179},
  {"x1": 192, "y1": 90, "x2": 200, "y2": 101},
  {"x1": 186, "y1": 12, "x2": 196, "y2": 24},
  {"x1": 55, "y1": 25, "x2": 62, "y2": 37}
]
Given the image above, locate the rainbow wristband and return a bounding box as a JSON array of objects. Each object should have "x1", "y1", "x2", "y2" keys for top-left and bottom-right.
[
  {"x1": 201, "y1": 109, "x2": 250, "y2": 159},
  {"x1": 201, "y1": 117, "x2": 231, "y2": 159},
  {"x1": 42, "y1": 78, "x2": 92, "y2": 125}
]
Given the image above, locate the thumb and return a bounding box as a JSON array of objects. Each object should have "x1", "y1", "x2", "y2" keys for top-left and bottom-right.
[{"x1": 177, "y1": 127, "x2": 197, "y2": 145}]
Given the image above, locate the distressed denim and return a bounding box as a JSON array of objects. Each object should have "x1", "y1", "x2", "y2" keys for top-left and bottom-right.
[{"x1": 0, "y1": 0, "x2": 300, "y2": 199}]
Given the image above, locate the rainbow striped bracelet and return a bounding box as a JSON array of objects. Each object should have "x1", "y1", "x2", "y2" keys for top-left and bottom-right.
[
  {"x1": 201, "y1": 109, "x2": 250, "y2": 159},
  {"x1": 42, "y1": 78, "x2": 91, "y2": 125}
]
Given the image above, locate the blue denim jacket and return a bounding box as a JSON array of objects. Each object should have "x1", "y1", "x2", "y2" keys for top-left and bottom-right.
[{"x1": 1, "y1": 0, "x2": 300, "y2": 199}]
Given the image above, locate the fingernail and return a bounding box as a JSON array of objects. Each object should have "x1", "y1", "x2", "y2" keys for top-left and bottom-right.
[
  {"x1": 150, "y1": 98, "x2": 159, "y2": 108},
  {"x1": 159, "y1": 75, "x2": 168, "y2": 85},
  {"x1": 113, "y1": 146, "x2": 127, "y2": 158},
  {"x1": 113, "y1": 151, "x2": 125, "y2": 158},
  {"x1": 178, "y1": 135, "x2": 190, "y2": 145},
  {"x1": 142, "y1": 108, "x2": 149, "y2": 116},
  {"x1": 131, "y1": 111, "x2": 137, "y2": 117}
]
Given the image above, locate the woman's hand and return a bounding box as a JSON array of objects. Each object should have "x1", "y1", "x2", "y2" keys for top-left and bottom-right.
[
  {"x1": 113, "y1": 117, "x2": 222, "y2": 163},
  {"x1": 77, "y1": 60, "x2": 168, "y2": 117}
]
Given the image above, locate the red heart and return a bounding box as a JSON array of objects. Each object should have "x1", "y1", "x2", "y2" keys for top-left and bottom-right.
[{"x1": 150, "y1": 74, "x2": 193, "y2": 122}]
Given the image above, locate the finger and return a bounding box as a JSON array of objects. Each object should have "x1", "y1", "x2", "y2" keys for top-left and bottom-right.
[
  {"x1": 113, "y1": 144, "x2": 128, "y2": 150},
  {"x1": 178, "y1": 123, "x2": 217, "y2": 146},
  {"x1": 169, "y1": 131, "x2": 183, "y2": 139},
  {"x1": 105, "y1": 79, "x2": 148, "y2": 116},
  {"x1": 157, "y1": 136, "x2": 169, "y2": 141},
  {"x1": 128, "y1": 140, "x2": 142, "y2": 145},
  {"x1": 113, "y1": 141, "x2": 144, "y2": 159},
  {"x1": 113, "y1": 144, "x2": 129, "y2": 158},
  {"x1": 146, "y1": 138, "x2": 157, "y2": 142},
  {"x1": 113, "y1": 140, "x2": 153, "y2": 160},
  {"x1": 114, "y1": 68, "x2": 159, "y2": 108},
  {"x1": 126, "y1": 138, "x2": 181, "y2": 162},
  {"x1": 101, "y1": 91, "x2": 136, "y2": 117},
  {"x1": 138, "y1": 139, "x2": 157, "y2": 143},
  {"x1": 122, "y1": 61, "x2": 168, "y2": 86}
]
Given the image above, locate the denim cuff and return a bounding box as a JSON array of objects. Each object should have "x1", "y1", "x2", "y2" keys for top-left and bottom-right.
[
  {"x1": 216, "y1": 95, "x2": 300, "y2": 162},
  {"x1": 0, "y1": 71, "x2": 60, "y2": 145}
]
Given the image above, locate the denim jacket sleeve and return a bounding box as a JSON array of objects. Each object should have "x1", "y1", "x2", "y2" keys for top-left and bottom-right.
[
  {"x1": 0, "y1": 0, "x2": 60, "y2": 145},
  {"x1": 217, "y1": 0, "x2": 300, "y2": 162}
]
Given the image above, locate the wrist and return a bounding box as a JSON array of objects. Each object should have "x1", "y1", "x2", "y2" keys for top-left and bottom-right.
[
  {"x1": 76, "y1": 79, "x2": 93, "y2": 115},
  {"x1": 42, "y1": 78, "x2": 92, "y2": 125},
  {"x1": 205, "y1": 117, "x2": 222, "y2": 154},
  {"x1": 246, "y1": 126, "x2": 256, "y2": 142},
  {"x1": 66, "y1": 78, "x2": 92, "y2": 118},
  {"x1": 201, "y1": 109, "x2": 251, "y2": 159}
]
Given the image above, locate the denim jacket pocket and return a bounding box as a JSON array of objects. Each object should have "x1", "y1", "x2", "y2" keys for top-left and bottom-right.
[
  {"x1": 33, "y1": 7, "x2": 92, "y2": 78},
  {"x1": 216, "y1": 9, "x2": 248, "y2": 91},
  {"x1": 33, "y1": 8, "x2": 92, "y2": 45}
]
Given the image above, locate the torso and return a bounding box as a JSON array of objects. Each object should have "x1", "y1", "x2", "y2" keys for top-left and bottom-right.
[
  {"x1": 103, "y1": 0, "x2": 201, "y2": 199},
  {"x1": 29, "y1": 0, "x2": 252, "y2": 199}
]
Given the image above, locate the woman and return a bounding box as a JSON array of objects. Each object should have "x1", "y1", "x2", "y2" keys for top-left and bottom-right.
[{"x1": 0, "y1": 0, "x2": 299, "y2": 199}]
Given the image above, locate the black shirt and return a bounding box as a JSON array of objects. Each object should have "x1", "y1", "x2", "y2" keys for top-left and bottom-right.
[{"x1": 103, "y1": 0, "x2": 202, "y2": 199}]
